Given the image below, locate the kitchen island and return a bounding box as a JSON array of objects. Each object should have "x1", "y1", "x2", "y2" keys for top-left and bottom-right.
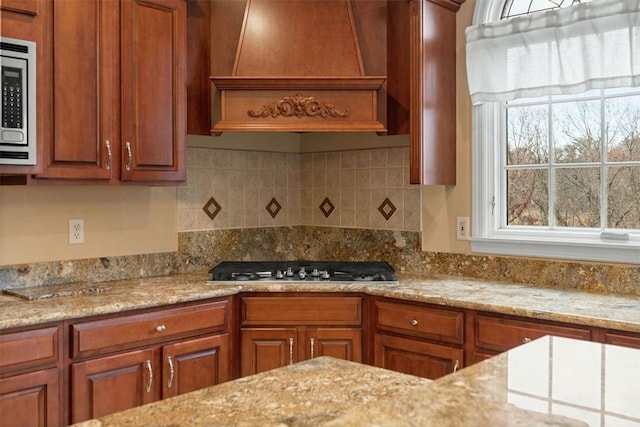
[{"x1": 72, "y1": 335, "x2": 639, "y2": 426}]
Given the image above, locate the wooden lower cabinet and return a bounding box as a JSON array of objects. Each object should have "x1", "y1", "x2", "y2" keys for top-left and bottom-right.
[
  {"x1": 308, "y1": 328, "x2": 362, "y2": 362},
  {"x1": 71, "y1": 348, "x2": 155, "y2": 423},
  {"x1": 603, "y1": 331, "x2": 640, "y2": 349},
  {"x1": 374, "y1": 334, "x2": 462, "y2": 379},
  {"x1": 239, "y1": 294, "x2": 364, "y2": 377},
  {"x1": 372, "y1": 298, "x2": 464, "y2": 380},
  {"x1": 68, "y1": 299, "x2": 231, "y2": 423},
  {"x1": 70, "y1": 333, "x2": 231, "y2": 423},
  {"x1": 241, "y1": 327, "x2": 362, "y2": 377},
  {"x1": 241, "y1": 328, "x2": 297, "y2": 376},
  {"x1": 471, "y1": 313, "x2": 593, "y2": 362},
  {"x1": 0, "y1": 368, "x2": 60, "y2": 427},
  {"x1": 162, "y1": 334, "x2": 230, "y2": 399},
  {"x1": 0, "y1": 324, "x2": 62, "y2": 427}
]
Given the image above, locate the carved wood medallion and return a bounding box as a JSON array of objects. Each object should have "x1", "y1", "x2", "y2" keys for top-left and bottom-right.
[{"x1": 248, "y1": 94, "x2": 350, "y2": 119}]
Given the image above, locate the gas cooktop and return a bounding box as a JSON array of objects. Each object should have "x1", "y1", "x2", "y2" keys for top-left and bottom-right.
[{"x1": 208, "y1": 261, "x2": 397, "y2": 283}]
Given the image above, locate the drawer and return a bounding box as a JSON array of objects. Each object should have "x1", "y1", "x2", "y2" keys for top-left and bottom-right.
[
  {"x1": 71, "y1": 300, "x2": 228, "y2": 358},
  {"x1": 604, "y1": 331, "x2": 640, "y2": 349},
  {"x1": 475, "y1": 314, "x2": 592, "y2": 353},
  {"x1": 375, "y1": 300, "x2": 464, "y2": 345},
  {"x1": 0, "y1": 326, "x2": 60, "y2": 373},
  {"x1": 241, "y1": 296, "x2": 362, "y2": 326}
]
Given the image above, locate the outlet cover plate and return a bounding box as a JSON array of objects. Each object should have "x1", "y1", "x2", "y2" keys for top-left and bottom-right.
[{"x1": 69, "y1": 219, "x2": 84, "y2": 245}]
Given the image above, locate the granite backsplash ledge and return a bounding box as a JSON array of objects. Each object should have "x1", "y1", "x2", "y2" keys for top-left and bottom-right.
[
  {"x1": 2, "y1": 226, "x2": 639, "y2": 297},
  {"x1": 178, "y1": 227, "x2": 640, "y2": 296},
  {"x1": 0, "y1": 253, "x2": 179, "y2": 290}
]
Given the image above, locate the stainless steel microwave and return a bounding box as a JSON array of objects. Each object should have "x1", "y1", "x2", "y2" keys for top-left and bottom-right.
[{"x1": 1, "y1": 36, "x2": 36, "y2": 165}]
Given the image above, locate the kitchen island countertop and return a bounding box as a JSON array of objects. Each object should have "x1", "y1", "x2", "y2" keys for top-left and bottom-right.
[
  {"x1": 1, "y1": 272, "x2": 639, "y2": 333},
  {"x1": 72, "y1": 335, "x2": 640, "y2": 426}
]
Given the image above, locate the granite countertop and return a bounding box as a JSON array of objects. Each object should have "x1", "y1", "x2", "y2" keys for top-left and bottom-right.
[
  {"x1": 73, "y1": 335, "x2": 640, "y2": 426},
  {"x1": 1, "y1": 273, "x2": 640, "y2": 332}
]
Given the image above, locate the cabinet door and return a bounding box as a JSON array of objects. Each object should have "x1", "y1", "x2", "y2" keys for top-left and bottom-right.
[
  {"x1": 162, "y1": 334, "x2": 230, "y2": 399},
  {"x1": 241, "y1": 328, "x2": 297, "y2": 377},
  {"x1": 374, "y1": 333, "x2": 463, "y2": 380},
  {"x1": 38, "y1": 0, "x2": 118, "y2": 180},
  {"x1": 0, "y1": 368, "x2": 60, "y2": 427},
  {"x1": 120, "y1": 0, "x2": 186, "y2": 182},
  {"x1": 306, "y1": 328, "x2": 362, "y2": 363},
  {"x1": 407, "y1": 0, "x2": 459, "y2": 185},
  {"x1": 70, "y1": 348, "x2": 155, "y2": 424}
]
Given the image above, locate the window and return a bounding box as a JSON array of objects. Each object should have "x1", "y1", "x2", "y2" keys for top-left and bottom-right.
[{"x1": 468, "y1": 0, "x2": 640, "y2": 263}]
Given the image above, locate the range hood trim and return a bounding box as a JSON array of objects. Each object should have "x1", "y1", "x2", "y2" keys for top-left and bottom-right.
[{"x1": 211, "y1": 76, "x2": 387, "y2": 91}]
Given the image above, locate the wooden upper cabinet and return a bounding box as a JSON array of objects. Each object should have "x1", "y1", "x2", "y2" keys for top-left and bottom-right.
[
  {"x1": 388, "y1": 0, "x2": 464, "y2": 185},
  {"x1": 35, "y1": 0, "x2": 186, "y2": 183},
  {"x1": 37, "y1": 0, "x2": 118, "y2": 180},
  {"x1": 120, "y1": 0, "x2": 186, "y2": 182}
]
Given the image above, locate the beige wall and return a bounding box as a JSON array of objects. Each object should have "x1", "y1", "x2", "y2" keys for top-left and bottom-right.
[
  {"x1": 421, "y1": 0, "x2": 474, "y2": 254},
  {"x1": 0, "y1": 185, "x2": 177, "y2": 265}
]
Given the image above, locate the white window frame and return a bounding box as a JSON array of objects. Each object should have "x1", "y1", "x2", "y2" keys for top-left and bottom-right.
[{"x1": 470, "y1": 0, "x2": 640, "y2": 264}]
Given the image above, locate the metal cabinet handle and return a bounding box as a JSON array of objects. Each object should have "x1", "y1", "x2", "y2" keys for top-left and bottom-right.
[
  {"x1": 167, "y1": 356, "x2": 174, "y2": 389},
  {"x1": 104, "y1": 140, "x2": 112, "y2": 170},
  {"x1": 410, "y1": 319, "x2": 418, "y2": 326},
  {"x1": 289, "y1": 337, "x2": 294, "y2": 365},
  {"x1": 145, "y1": 360, "x2": 153, "y2": 393},
  {"x1": 156, "y1": 325, "x2": 166, "y2": 332},
  {"x1": 522, "y1": 337, "x2": 532, "y2": 344},
  {"x1": 310, "y1": 338, "x2": 315, "y2": 359},
  {"x1": 453, "y1": 359, "x2": 459, "y2": 373},
  {"x1": 125, "y1": 141, "x2": 132, "y2": 171}
]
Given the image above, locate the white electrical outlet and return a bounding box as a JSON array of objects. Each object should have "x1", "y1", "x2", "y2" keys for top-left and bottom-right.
[
  {"x1": 456, "y1": 216, "x2": 470, "y2": 240},
  {"x1": 69, "y1": 219, "x2": 84, "y2": 245}
]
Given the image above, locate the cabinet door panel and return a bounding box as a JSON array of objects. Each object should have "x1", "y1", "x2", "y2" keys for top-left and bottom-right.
[
  {"x1": 70, "y1": 349, "x2": 155, "y2": 423},
  {"x1": 162, "y1": 334, "x2": 230, "y2": 399},
  {"x1": 308, "y1": 328, "x2": 362, "y2": 362},
  {"x1": 241, "y1": 328, "x2": 296, "y2": 377},
  {"x1": 0, "y1": 368, "x2": 60, "y2": 427},
  {"x1": 374, "y1": 334, "x2": 463, "y2": 380},
  {"x1": 120, "y1": 0, "x2": 186, "y2": 182},
  {"x1": 39, "y1": 0, "x2": 117, "y2": 179}
]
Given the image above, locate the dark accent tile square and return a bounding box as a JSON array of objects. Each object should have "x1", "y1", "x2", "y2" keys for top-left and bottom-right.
[
  {"x1": 319, "y1": 197, "x2": 335, "y2": 218},
  {"x1": 378, "y1": 197, "x2": 397, "y2": 220},
  {"x1": 203, "y1": 197, "x2": 222, "y2": 220},
  {"x1": 266, "y1": 197, "x2": 282, "y2": 219}
]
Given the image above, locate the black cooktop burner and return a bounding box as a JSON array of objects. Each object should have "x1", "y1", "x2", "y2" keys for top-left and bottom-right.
[{"x1": 208, "y1": 261, "x2": 397, "y2": 283}]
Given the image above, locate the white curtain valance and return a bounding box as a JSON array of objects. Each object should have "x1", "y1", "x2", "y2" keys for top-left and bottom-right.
[{"x1": 465, "y1": 0, "x2": 640, "y2": 105}]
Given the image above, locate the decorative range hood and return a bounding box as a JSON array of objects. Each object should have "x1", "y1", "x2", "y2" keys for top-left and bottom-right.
[{"x1": 210, "y1": 0, "x2": 386, "y2": 134}]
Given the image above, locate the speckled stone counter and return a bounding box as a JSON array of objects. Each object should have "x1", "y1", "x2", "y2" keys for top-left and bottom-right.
[
  {"x1": 71, "y1": 335, "x2": 639, "y2": 427},
  {"x1": 1, "y1": 273, "x2": 640, "y2": 333}
]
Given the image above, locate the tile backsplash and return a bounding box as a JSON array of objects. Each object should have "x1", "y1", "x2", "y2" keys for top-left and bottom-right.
[{"x1": 178, "y1": 146, "x2": 420, "y2": 232}]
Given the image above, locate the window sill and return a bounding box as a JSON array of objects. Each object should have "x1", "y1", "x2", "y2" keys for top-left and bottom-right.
[{"x1": 471, "y1": 236, "x2": 640, "y2": 264}]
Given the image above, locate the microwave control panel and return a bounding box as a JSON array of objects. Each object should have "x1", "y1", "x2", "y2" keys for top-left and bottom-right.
[{"x1": 0, "y1": 37, "x2": 36, "y2": 165}]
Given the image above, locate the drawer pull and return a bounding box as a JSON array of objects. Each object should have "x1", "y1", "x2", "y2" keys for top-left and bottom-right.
[
  {"x1": 522, "y1": 337, "x2": 532, "y2": 344},
  {"x1": 156, "y1": 325, "x2": 166, "y2": 332},
  {"x1": 310, "y1": 338, "x2": 315, "y2": 359},
  {"x1": 453, "y1": 359, "x2": 459, "y2": 373},
  {"x1": 410, "y1": 319, "x2": 418, "y2": 326},
  {"x1": 145, "y1": 360, "x2": 153, "y2": 393},
  {"x1": 167, "y1": 356, "x2": 175, "y2": 389},
  {"x1": 289, "y1": 337, "x2": 294, "y2": 365}
]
